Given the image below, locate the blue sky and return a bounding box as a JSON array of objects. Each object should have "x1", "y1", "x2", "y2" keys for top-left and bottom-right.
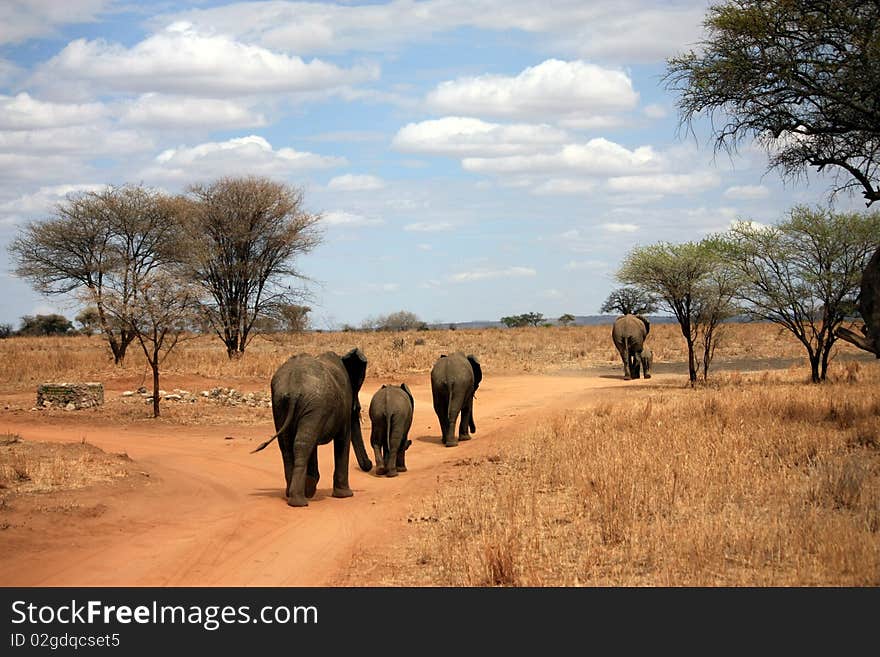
[{"x1": 0, "y1": 1, "x2": 865, "y2": 329}]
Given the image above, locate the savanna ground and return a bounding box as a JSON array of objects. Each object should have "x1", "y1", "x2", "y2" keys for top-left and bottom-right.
[{"x1": 0, "y1": 323, "x2": 878, "y2": 586}]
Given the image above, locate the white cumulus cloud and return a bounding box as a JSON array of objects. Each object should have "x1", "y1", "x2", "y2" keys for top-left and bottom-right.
[
  {"x1": 392, "y1": 117, "x2": 567, "y2": 157},
  {"x1": 723, "y1": 184, "x2": 770, "y2": 200},
  {"x1": 404, "y1": 222, "x2": 453, "y2": 232},
  {"x1": 427, "y1": 59, "x2": 638, "y2": 122},
  {"x1": 607, "y1": 172, "x2": 720, "y2": 195},
  {"x1": 121, "y1": 94, "x2": 266, "y2": 129},
  {"x1": 143, "y1": 135, "x2": 346, "y2": 182},
  {"x1": 32, "y1": 22, "x2": 378, "y2": 98},
  {"x1": 450, "y1": 266, "x2": 536, "y2": 282},
  {"x1": 326, "y1": 174, "x2": 386, "y2": 191},
  {"x1": 0, "y1": 93, "x2": 106, "y2": 129},
  {"x1": 462, "y1": 138, "x2": 660, "y2": 176},
  {"x1": 601, "y1": 222, "x2": 639, "y2": 233},
  {"x1": 321, "y1": 210, "x2": 384, "y2": 227}
]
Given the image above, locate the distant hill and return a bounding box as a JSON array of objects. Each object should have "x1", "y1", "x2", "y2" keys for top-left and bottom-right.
[{"x1": 427, "y1": 315, "x2": 680, "y2": 330}]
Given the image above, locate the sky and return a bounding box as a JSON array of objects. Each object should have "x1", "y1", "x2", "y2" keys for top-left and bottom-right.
[{"x1": 0, "y1": 0, "x2": 867, "y2": 330}]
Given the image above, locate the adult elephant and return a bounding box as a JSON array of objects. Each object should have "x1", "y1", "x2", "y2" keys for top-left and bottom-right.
[
  {"x1": 836, "y1": 246, "x2": 880, "y2": 357},
  {"x1": 252, "y1": 348, "x2": 372, "y2": 507},
  {"x1": 611, "y1": 314, "x2": 651, "y2": 380},
  {"x1": 369, "y1": 383, "x2": 414, "y2": 477},
  {"x1": 431, "y1": 352, "x2": 482, "y2": 448}
]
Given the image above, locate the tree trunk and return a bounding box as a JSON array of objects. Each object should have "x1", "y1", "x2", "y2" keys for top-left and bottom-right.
[
  {"x1": 686, "y1": 337, "x2": 697, "y2": 384},
  {"x1": 808, "y1": 354, "x2": 821, "y2": 384},
  {"x1": 152, "y1": 359, "x2": 160, "y2": 418}
]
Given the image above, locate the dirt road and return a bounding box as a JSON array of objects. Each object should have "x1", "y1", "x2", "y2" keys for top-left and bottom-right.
[{"x1": 0, "y1": 371, "x2": 653, "y2": 586}]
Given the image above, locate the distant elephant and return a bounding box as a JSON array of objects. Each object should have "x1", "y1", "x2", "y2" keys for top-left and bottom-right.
[
  {"x1": 252, "y1": 348, "x2": 372, "y2": 507},
  {"x1": 369, "y1": 383, "x2": 414, "y2": 477},
  {"x1": 836, "y1": 246, "x2": 880, "y2": 357},
  {"x1": 612, "y1": 314, "x2": 651, "y2": 380},
  {"x1": 431, "y1": 352, "x2": 482, "y2": 447}
]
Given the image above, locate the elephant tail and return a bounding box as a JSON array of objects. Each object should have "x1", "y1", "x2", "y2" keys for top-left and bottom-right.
[{"x1": 251, "y1": 397, "x2": 297, "y2": 453}]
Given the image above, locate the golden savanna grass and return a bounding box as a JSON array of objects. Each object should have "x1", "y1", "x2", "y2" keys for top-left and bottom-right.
[
  {"x1": 384, "y1": 367, "x2": 880, "y2": 586},
  {"x1": 0, "y1": 434, "x2": 136, "y2": 498},
  {"x1": 0, "y1": 321, "x2": 865, "y2": 390},
  {"x1": 2, "y1": 322, "x2": 878, "y2": 585}
]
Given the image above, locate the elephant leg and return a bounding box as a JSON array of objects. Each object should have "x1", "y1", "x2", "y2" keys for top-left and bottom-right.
[
  {"x1": 305, "y1": 447, "x2": 319, "y2": 498},
  {"x1": 278, "y1": 433, "x2": 293, "y2": 497},
  {"x1": 331, "y1": 431, "x2": 354, "y2": 498},
  {"x1": 458, "y1": 395, "x2": 473, "y2": 441},
  {"x1": 371, "y1": 421, "x2": 387, "y2": 475},
  {"x1": 445, "y1": 397, "x2": 462, "y2": 448},
  {"x1": 385, "y1": 422, "x2": 403, "y2": 477},
  {"x1": 288, "y1": 435, "x2": 313, "y2": 507},
  {"x1": 616, "y1": 346, "x2": 630, "y2": 380},
  {"x1": 433, "y1": 388, "x2": 450, "y2": 445},
  {"x1": 396, "y1": 436, "x2": 410, "y2": 472}
]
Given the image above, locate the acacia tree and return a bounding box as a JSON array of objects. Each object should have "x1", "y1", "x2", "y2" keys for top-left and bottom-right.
[
  {"x1": 180, "y1": 176, "x2": 322, "y2": 358},
  {"x1": 721, "y1": 206, "x2": 880, "y2": 382},
  {"x1": 107, "y1": 271, "x2": 197, "y2": 418},
  {"x1": 665, "y1": 0, "x2": 880, "y2": 206},
  {"x1": 8, "y1": 185, "x2": 179, "y2": 364},
  {"x1": 618, "y1": 240, "x2": 739, "y2": 383},
  {"x1": 599, "y1": 287, "x2": 658, "y2": 316}
]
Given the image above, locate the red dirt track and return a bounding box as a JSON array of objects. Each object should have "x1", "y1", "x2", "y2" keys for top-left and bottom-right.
[{"x1": 0, "y1": 372, "x2": 650, "y2": 586}]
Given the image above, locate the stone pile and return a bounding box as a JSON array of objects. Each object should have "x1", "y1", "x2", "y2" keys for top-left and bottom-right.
[
  {"x1": 200, "y1": 387, "x2": 271, "y2": 408},
  {"x1": 36, "y1": 383, "x2": 104, "y2": 411},
  {"x1": 118, "y1": 386, "x2": 270, "y2": 407}
]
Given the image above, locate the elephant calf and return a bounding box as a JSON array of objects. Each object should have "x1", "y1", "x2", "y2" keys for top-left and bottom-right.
[{"x1": 369, "y1": 383, "x2": 414, "y2": 477}]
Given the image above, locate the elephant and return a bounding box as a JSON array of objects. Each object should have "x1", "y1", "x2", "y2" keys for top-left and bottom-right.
[
  {"x1": 430, "y1": 352, "x2": 482, "y2": 448},
  {"x1": 836, "y1": 246, "x2": 880, "y2": 357},
  {"x1": 252, "y1": 348, "x2": 372, "y2": 507},
  {"x1": 611, "y1": 314, "x2": 651, "y2": 380},
  {"x1": 640, "y1": 345, "x2": 653, "y2": 378},
  {"x1": 369, "y1": 383, "x2": 414, "y2": 477}
]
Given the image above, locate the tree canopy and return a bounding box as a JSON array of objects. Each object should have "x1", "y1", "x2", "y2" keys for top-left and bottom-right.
[
  {"x1": 600, "y1": 287, "x2": 658, "y2": 316},
  {"x1": 179, "y1": 176, "x2": 322, "y2": 358},
  {"x1": 720, "y1": 206, "x2": 880, "y2": 382},
  {"x1": 618, "y1": 240, "x2": 738, "y2": 382},
  {"x1": 665, "y1": 0, "x2": 880, "y2": 206}
]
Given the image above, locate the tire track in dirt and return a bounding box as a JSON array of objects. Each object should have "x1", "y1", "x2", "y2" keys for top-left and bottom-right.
[{"x1": 0, "y1": 372, "x2": 651, "y2": 586}]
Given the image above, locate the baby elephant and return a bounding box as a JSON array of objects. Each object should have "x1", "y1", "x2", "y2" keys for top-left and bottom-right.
[{"x1": 369, "y1": 383, "x2": 415, "y2": 477}]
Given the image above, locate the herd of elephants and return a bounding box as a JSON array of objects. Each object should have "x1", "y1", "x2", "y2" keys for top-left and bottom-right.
[{"x1": 252, "y1": 248, "x2": 880, "y2": 507}]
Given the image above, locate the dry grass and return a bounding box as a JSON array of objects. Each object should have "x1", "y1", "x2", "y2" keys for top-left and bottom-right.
[
  {"x1": 0, "y1": 434, "x2": 136, "y2": 498},
  {"x1": 0, "y1": 321, "x2": 867, "y2": 391},
  {"x1": 378, "y1": 367, "x2": 880, "y2": 586}
]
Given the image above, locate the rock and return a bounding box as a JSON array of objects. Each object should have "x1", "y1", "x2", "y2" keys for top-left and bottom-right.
[
  {"x1": 121, "y1": 391, "x2": 136, "y2": 397},
  {"x1": 137, "y1": 386, "x2": 147, "y2": 394},
  {"x1": 64, "y1": 402, "x2": 76, "y2": 411},
  {"x1": 164, "y1": 394, "x2": 182, "y2": 401},
  {"x1": 36, "y1": 383, "x2": 104, "y2": 410}
]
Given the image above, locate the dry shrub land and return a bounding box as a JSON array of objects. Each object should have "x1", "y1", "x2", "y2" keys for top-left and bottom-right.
[
  {"x1": 1, "y1": 322, "x2": 878, "y2": 586},
  {"x1": 387, "y1": 367, "x2": 880, "y2": 586},
  {"x1": 0, "y1": 322, "x2": 862, "y2": 390}
]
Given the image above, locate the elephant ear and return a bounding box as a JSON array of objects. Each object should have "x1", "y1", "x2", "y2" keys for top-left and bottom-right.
[
  {"x1": 342, "y1": 348, "x2": 368, "y2": 395},
  {"x1": 400, "y1": 383, "x2": 414, "y2": 410},
  {"x1": 636, "y1": 314, "x2": 651, "y2": 336},
  {"x1": 467, "y1": 354, "x2": 483, "y2": 391}
]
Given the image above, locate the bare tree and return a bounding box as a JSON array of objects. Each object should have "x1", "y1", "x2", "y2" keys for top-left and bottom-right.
[
  {"x1": 107, "y1": 271, "x2": 198, "y2": 418},
  {"x1": 8, "y1": 185, "x2": 180, "y2": 364},
  {"x1": 180, "y1": 176, "x2": 322, "y2": 358}
]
